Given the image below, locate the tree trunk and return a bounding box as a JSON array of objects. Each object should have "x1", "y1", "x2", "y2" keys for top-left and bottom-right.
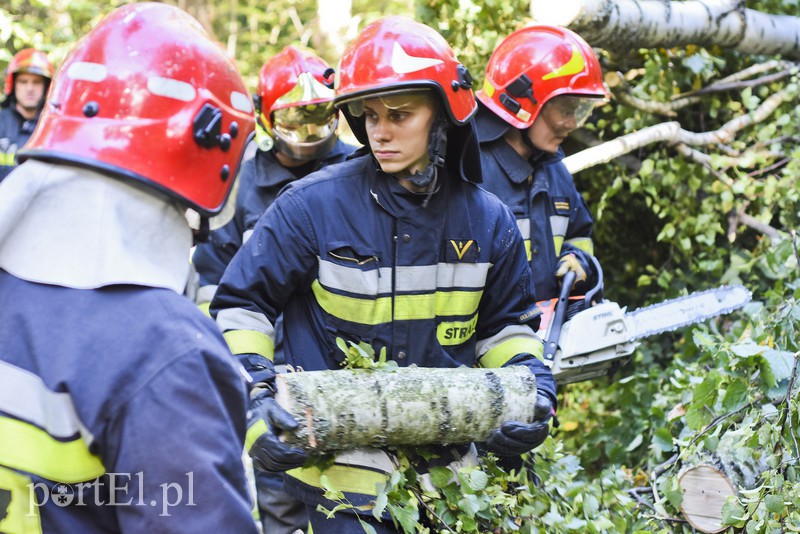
[
  {"x1": 677, "y1": 432, "x2": 770, "y2": 533},
  {"x1": 530, "y1": 0, "x2": 800, "y2": 59},
  {"x1": 274, "y1": 365, "x2": 538, "y2": 453}
]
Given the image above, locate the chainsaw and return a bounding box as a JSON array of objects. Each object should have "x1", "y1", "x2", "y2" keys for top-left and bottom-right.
[{"x1": 539, "y1": 260, "x2": 752, "y2": 385}]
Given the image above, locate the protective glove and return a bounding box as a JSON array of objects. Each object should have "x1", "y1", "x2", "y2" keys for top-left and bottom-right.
[
  {"x1": 239, "y1": 354, "x2": 309, "y2": 472},
  {"x1": 554, "y1": 252, "x2": 588, "y2": 289},
  {"x1": 248, "y1": 386, "x2": 309, "y2": 472},
  {"x1": 485, "y1": 393, "x2": 554, "y2": 457}
]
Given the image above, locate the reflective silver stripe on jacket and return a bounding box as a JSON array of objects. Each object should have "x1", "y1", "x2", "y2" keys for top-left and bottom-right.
[
  {"x1": 0, "y1": 361, "x2": 93, "y2": 443},
  {"x1": 317, "y1": 258, "x2": 491, "y2": 296}
]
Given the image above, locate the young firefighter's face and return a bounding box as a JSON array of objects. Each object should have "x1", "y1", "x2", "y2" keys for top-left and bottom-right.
[
  {"x1": 528, "y1": 95, "x2": 597, "y2": 154},
  {"x1": 362, "y1": 92, "x2": 437, "y2": 179}
]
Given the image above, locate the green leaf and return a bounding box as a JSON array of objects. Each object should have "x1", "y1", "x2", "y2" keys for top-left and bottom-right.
[
  {"x1": 721, "y1": 499, "x2": 746, "y2": 527},
  {"x1": 653, "y1": 427, "x2": 675, "y2": 452},
  {"x1": 387, "y1": 502, "x2": 418, "y2": 534},
  {"x1": 372, "y1": 491, "x2": 388, "y2": 519},
  {"x1": 319, "y1": 475, "x2": 344, "y2": 501},
  {"x1": 730, "y1": 341, "x2": 766, "y2": 358},
  {"x1": 335, "y1": 337, "x2": 348, "y2": 355},
  {"x1": 457, "y1": 493, "x2": 486, "y2": 516},
  {"x1": 465, "y1": 470, "x2": 489, "y2": 492},
  {"x1": 765, "y1": 494, "x2": 785, "y2": 514},
  {"x1": 762, "y1": 349, "x2": 795, "y2": 383},
  {"x1": 428, "y1": 466, "x2": 453, "y2": 489},
  {"x1": 721, "y1": 379, "x2": 750, "y2": 411},
  {"x1": 625, "y1": 433, "x2": 643, "y2": 452}
]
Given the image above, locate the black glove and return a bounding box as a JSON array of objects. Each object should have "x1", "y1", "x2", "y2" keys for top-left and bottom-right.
[
  {"x1": 486, "y1": 393, "x2": 554, "y2": 457},
  {"x1": 238, "y1": 354, "x2": 309, "y2": 472},
  {"x1": 248, "y1": 386, "x2": 309, "y2": 472}
]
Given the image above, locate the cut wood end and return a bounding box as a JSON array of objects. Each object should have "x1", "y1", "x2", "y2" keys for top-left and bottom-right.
[{"x1": 678, "y1": 465, "x2": 737, "y2": 534}]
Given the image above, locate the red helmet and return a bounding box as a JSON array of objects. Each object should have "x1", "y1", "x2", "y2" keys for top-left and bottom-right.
[
  {"x1": 476, "y1": 25, "x2": 608, "y2": 129},
  {"x1": 256, "y1": 45, "x2": 338, "y2": 159},
  {"x1": 334, "y1": 15, "x2": 476, "y2": 145},
  {"x1": 20, "y1": 2, "x2": 255, "y2": 217},
  {"x1": 4, "y1": 48, "x2": 54, "y2": 97}
]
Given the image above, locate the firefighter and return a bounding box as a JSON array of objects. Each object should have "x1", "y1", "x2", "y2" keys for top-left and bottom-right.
[
  {"x1": 0, "y1": 48, "x2": 53, "y2": 182},
  {"x1": 0, "y1": 3, "x2": 257, "y2": 532},
  {"x1": 192, "y1": 46, "x2": 357, "y2": 533},
  {"x1": 211, "y1": 16, "x2": 557, "y2": 533},
  {"x1": 475, "y1": 25, "x2": 609, "y2": 303},
  {"x1": 192, "y1": 45, "x2": 357, "y2": 313}
]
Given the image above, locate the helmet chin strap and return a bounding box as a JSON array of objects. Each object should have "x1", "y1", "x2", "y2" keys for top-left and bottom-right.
[
  {"x1": 520, "y1": 128, "x2": 549, "y2": 165},
  {"x1": 409, "y1": 111, "x2": 448, "y2": 189}
]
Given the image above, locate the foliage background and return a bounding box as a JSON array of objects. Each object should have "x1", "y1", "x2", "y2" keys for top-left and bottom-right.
[{"x1": 3, "y1": 0, "x2": 799, "y2": 531}]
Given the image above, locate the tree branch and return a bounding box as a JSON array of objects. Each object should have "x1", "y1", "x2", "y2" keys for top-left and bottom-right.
[
  {"x1": 530, "y1": 0, "x2": 800, "y2": 59},
  {"x1": 565, "y1": 88, "x2": 794, "y2": 174}
]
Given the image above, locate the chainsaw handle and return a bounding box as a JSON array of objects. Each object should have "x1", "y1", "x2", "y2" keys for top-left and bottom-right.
[
  {"x1": 583, "y1": 255, "x2": 604, "y2": 307},
  {"x1": 543, "y1": 270, "x2": 576, "y2": 362}
]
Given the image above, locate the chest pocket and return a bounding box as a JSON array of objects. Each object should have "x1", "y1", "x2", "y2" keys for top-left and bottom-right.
[{"x1": 315, "y1": 241, "x2": 384, "y2": 359}]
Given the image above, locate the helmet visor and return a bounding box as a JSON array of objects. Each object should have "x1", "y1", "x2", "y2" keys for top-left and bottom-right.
[
  {"x1": 541, "y1": 95, "x2": 601, "y2": 130},
  {"x1": 273, "y1": 103, "x2": 337, "y2": 144}
]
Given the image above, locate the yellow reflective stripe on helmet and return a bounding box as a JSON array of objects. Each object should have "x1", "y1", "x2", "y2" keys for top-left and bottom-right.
[
  {"x1": 287, "y1": 464, "x2": 389, "y2": 497},
  {"x1": 542, "y1": 44, "x2": 585, "y2": 81},
  {"x1": 437, "y1": 314, "x2": 478, "y2": 346},
  {"x1": 0, "y1": 417, "x2": 105, "y2": 484},
  {"x1": 312, "y1": 281, "x2": 483, "y2": 325},
  {"x1": 0, "y1": 152, "x2": 15, "y2": 166},
  {"x1": 565, "y1": 237, "x2": 594, "y2": 256},
  {"x1": 245, "y1": 418, "x2": 268, "y2": 453},
  {"x1": 223, "y1": 330, "x2": 275, "y2": 361}
]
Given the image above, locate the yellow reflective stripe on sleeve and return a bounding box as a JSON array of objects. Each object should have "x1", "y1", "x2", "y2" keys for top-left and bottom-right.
[
  {"x1": 524, "y1": 239, "x2": 531, "y2": 262},
  {"x1": 437, "y1": 314, "x2": 478, "y2": 346},
  {"x1": 0, "y1": 466, "x2": 42, "y2": 533},
  {"x1": 287, "y1": 464, "x2": 389, "y2": 497},
  {"x1": 479, "y1": 337, "x2": 544, "y2": 369},
  {"x1": 312, "y1": 281, "x2": 483, "y2": 325},
  {"x1": 0, "y1": 152, "x2": 15, "y2": 166},
  {"x1": 223, "y1": 330, "x2": 275, "y2": 361},
  {"x1": 198, "y1": 302, "x2": 211, "y2": 317},
  {"x1": 565, "y1": 237, "x2": 594, "y2": 256},
  {"x1": 553, "y1": 235, "x2": 564, "y2": 257},
  {"x1": 0, "y1": 417, "x2": 105, "y2": 484},
  {"x1": 245, "y1": 419, "x2": 268, "y2": 453}
]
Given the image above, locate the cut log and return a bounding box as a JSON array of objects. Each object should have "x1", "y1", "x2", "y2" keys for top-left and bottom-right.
[
  {"x1": 677, "y1": 432, "x2": 770, "y2": 533},
  {"x1": 274, "y1": 365, "x2": 538, "y2": 453}
]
